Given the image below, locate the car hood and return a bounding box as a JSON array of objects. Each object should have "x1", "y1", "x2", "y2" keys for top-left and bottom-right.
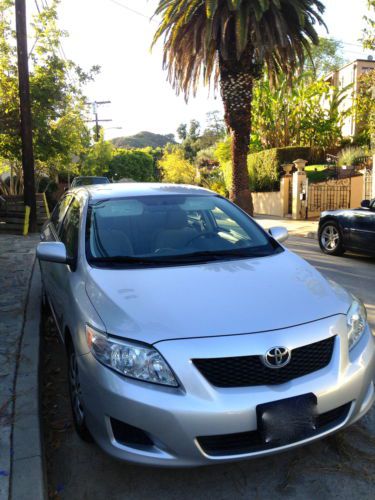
[{"x1": 85, "y1": 249, "x2": 352, "y2": 344}]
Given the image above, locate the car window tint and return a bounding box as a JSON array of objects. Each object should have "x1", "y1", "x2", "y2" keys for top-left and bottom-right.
[
  {"x1": 50, "y1": 195, "x2": 72, "y2": 231},
  {"x1": 60, "y1": 198, "x2": 81, "y2": 262},
  {"x1": 210, "y1": 206, "x2": 248, "y2": 240}
]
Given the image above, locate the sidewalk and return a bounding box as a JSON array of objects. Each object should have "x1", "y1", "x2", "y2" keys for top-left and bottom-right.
[
  {"x1": 0, "y1": 234, "x2": 41, "y2": 500},
  {"x1": 255, "y1": 214, "x2": 318, "y2": 239}
]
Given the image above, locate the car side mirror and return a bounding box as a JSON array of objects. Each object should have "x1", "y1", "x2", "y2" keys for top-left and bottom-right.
[
  {"x1": 361, "y1": 199, "x2": 370, "y2": 208},
  {"x1": 37, "y1": 242, "x2": 68, "y2": 264},
  {"x1": 269, "y1": 226, "x2": 288, "y2": 244}
]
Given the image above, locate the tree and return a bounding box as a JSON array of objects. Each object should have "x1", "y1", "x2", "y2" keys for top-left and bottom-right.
[
  {"x1": 252, "y1": 72, "x2": 350, "y2": 149},
  {"x1": 153, "y1": 0, "x2": 325, "y2": 214},
  {"x1": 304, "y1": 37, "x2": 346, "y2": 78},
  {"x1": 109, "y1": 149, "x2": 155, "y2": 182},
  {"x1": 159, "y1": 148, "x2": 197, "y2": 184},
  {"x1": 0, "y1": 0, "x2": 96, "y2": 185},
  {"x1": 81, "y1": 131, "x2": 113, "y2": 176},
  {"x1": 177, "y1": 123, "x2": 188, "y2": 141},
  {"x1": 362, "y1": 0, "x2": 375, "y2": 50}
]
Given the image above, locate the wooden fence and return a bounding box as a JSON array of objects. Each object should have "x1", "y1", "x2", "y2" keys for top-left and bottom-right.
[{"x1": 0, "y1": 193, "x2": 50, "y2": 235}]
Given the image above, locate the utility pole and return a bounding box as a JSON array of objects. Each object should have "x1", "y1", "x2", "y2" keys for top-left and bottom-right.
[
  {"x1": 87, "y1": 101, "x2": 112, "y2": 141},
  {"x1": 15, "y1": 0, "x2": 37, "y2": 232}
]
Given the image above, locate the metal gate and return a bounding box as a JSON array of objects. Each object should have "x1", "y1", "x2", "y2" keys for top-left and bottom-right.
[
  {"x1": 307, "y1": 179, "x2": 351, "y2": 215},
  {"x1": 364, "y1": 170, "x2": 373, "y2": 200}
]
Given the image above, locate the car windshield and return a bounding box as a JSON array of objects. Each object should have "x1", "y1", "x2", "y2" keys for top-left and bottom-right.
[
  {"x1": 73, "y1": 177, "x2": 109, "y2": 186},
  {"x1": 86, "y1": 195, "x2": 282, "y2": 267}
]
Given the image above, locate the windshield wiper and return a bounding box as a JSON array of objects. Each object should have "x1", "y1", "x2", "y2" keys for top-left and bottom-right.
[{"x1": 88, "y1": 248, "x2": 272, "y2": 267}]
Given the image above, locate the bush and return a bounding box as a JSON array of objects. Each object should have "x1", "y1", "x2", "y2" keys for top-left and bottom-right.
[
  {"x1": 337, "y1": 146, "x2": 370, "y2": 167},
  {"x1": 247, "y1": 146, "x2": 324, "y2": 192},
  {"x1": 159, "y1": 149, "x2": 197, "y2": 184},
  {"x1": 109, "y1": 149, "x2": 155, "y2": 182}
]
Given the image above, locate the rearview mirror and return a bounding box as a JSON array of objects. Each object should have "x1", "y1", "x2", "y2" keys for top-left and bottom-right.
[
  {"x1": 37, "y1": 242, "x2": 68, "y2": 264},
  {"x1": 269, "y1": 226, "x2": 288, "y2": 244},
  {"x1": 361, "y1": 199, "x2": 370, "y2": 208}
]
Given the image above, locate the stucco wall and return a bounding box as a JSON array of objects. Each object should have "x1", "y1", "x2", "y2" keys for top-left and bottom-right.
[{"x1": 252, "y1": 191, "x2": 283, "y2": 217}]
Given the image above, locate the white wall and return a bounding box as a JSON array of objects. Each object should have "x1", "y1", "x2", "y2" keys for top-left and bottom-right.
[{"x1": 252, "y1": 191, "x2": 283, "y2": 217}]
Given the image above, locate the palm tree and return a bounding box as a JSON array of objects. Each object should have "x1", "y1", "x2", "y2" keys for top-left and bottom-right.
[{"x1": 153, "y1": 0, "x2": 325, "y2": 214}]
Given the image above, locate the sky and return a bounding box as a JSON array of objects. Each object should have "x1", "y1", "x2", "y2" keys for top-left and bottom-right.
[{"x1": 29, "y1": 0, "x2": 375, "y2": 140}]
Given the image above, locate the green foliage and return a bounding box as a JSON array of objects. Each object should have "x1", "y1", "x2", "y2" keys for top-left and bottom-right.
[
  {"x1": 304, "y1": 38, "x2": 347, "y2": 78},
  {"x1": 153, "y1": 0, "x2": 325, "y2": 98},
  {"x1": 252, "y1": 73, "x2": 350, "y2": 150},
  {"x1": 109, "y1": 149, "x2": 155, "y2": 182},
  {"x1": 338, "y1": 147, "x2": 370, "y2": 167},
  {"x1": 159, "y1": 148, "x2": 197, "y2": 184},
  {"x1": 362, "y1": 0, "x2": 375, "y2": 50},
  {"x1": 178, "y1": 113, "x2": 226, "y2": 161},
  {"x1": 0, "y1": 0, "x2": 96, "y2": 182},
  {"x1": 111, "y1": 132, "x2": 175, "y2": 149},
  {"x1": 220, "y1": 146, "x2": 324, "y2": 192},
  {"x1": 81, "y1": 133, "x2": 113, "y2": 176},
  {"x1": 355, "y1": 69, "x2": 375, "y2": 149}
]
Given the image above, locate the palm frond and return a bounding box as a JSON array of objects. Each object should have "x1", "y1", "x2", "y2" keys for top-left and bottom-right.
[{"x1": 153, "y1": 0, "x2": 327, "y2": 99}]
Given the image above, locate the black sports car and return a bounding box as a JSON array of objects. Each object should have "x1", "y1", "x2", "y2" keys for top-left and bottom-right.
[{"x1": 318, "y1": 198, "x2": 375, "y2": 256}]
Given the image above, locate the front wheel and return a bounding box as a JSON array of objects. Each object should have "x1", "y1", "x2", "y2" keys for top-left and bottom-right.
[
  {"x1": 319, "y1": 221, "x2": 345, "y2": 256},
  {"x1": 67, "y1": 342, "x2": 93, "y2": 442}
]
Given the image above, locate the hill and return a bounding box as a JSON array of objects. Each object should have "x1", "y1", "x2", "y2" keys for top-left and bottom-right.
[{"x1": 111, "y1": 131, "x2": 175, "y2": 149}]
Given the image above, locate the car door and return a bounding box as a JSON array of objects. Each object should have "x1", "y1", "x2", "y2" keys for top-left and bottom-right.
[
  {"x1": 349, "y1": 199, "x2": 375, "y2": 252},
  {"x1": 40, "y1": 195, "x2": 73, "y2": 306},
  {"x1": 47, "y1": 197, "x2": 81, "y2": 333}
]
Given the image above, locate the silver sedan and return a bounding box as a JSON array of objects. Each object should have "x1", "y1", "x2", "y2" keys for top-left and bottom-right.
[{"x1": 37, "y1": 183, "x2": 375, "y2": 467}]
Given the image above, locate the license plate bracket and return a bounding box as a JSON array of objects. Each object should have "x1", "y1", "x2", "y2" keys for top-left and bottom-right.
[{"x1": 257, "y1": 393, "x2": 317, "y2": 447}]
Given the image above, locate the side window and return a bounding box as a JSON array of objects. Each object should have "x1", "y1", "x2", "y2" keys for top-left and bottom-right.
[
  {"x1": 60, "y1": 199, "x2": 81, "y2": 265},
  {"x1": 50, "y1": 195, "x2": 72, "y2": 232}
]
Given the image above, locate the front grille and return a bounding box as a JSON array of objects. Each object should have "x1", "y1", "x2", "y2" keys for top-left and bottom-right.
[
  {"x1": 197, "y1": 402, "x2": 351, "y2": 456},
  {"x1": 193, "y1": 336, "x2": 335, "y2": 387}
]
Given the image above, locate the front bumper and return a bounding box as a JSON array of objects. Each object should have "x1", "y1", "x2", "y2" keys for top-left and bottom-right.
[{"x1": 77, "y1": 315, "x2": 375, "y2": 467}]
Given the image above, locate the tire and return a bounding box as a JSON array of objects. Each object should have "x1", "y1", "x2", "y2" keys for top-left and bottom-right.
[
  {"x1": 318, "y1": 221, "x2": 345, "y2": 256},
  {"x1": 67, "y1": 341, "x2": 93, "y2": 442}
]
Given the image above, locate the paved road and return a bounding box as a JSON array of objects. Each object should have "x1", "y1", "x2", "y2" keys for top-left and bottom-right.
[{"x1": 43, "y1": 237, "x2": 375, "y2": 500}]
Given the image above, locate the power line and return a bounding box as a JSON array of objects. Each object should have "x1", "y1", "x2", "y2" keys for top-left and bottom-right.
[{"x1": 107, "y1": 0, "x2": 156, "y2": 22}]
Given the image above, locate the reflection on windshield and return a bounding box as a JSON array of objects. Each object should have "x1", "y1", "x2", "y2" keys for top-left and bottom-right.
[{"x1": 87, "y1": 195, "x2": 282, "y2": 267}]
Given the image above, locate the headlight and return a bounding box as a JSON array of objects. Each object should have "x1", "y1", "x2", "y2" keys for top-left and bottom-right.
[
  {"x1": 86, "y1": 326, "x2": 178, "y2": 387},
  {"x1": 347, "y1": 298, "x2": 367, "y2": 350}
]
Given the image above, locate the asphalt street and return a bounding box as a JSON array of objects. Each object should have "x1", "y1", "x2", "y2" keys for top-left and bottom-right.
[{"x1": 42, "y1": 237, "x2": 375, "y2": 500}]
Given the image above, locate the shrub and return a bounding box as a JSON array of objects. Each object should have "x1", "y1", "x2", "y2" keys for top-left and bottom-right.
[
  {"x1": 248, "y1": 146, "x2": 324, "y2": 192},
  {"x1": 109, "y1": 149, "x2": 155, "y2": 182},
  {"x1": 159, "y1": 149, "x2": 197, "y2": 184},
  {"x1": 337, "y1": 146, "x2": 370, "y2": 167}
]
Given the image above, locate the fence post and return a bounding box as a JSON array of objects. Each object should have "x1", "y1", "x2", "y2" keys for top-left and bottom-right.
[
  {"x1": 281, "y1": 164, "x2": 293, "y2": 216},
  {"x1": 292, "y1": 159, "x2": 308, "y2": 220}
]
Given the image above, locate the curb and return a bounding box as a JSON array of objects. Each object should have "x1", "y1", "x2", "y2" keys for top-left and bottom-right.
[{"x1": 10, "y1": 262, "x2": 46, "y2": 500}]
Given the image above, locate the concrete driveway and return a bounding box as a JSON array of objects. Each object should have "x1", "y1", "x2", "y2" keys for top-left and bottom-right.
[{"x1": 42, "y1": 237, "x2": 375, "y2": 499}]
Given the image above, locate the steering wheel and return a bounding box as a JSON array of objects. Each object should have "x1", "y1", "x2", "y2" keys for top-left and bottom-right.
[{"x1": 186, "y1": 232, "x2": 218, "y2": 246}]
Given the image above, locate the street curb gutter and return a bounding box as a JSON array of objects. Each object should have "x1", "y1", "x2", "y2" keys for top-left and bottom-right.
[{"x1": 10, "y1": 262, "x2": 46, "y2": 500}]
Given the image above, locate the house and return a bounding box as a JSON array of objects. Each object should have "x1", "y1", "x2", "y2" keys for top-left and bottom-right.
[{"x1": 324, "y1": 58, "x2": 375, "y2": 137}]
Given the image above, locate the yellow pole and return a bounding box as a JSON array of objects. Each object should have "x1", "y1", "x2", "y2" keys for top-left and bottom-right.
[
  {"x1": 23, "y1": 205, "x2": 30, "y2": 235},
  {"x1": 42, "y1": 192, "x2": 50, "y2": 218}
]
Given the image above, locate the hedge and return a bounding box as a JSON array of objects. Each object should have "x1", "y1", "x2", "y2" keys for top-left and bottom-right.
[{"x1": 221, "y1": 146, "x2": 325, "y2": 192}]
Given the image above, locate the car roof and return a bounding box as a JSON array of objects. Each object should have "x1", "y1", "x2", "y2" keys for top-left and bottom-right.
[{"x1": 69, "y1": 183, "x2": 215, "y2": 202}]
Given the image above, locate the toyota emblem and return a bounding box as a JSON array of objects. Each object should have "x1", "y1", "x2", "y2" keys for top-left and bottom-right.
[{"x1": 262, "y1": 347, "x2": 291, "y2": 369}]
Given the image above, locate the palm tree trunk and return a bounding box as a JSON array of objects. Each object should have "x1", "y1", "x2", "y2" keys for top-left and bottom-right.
[{"x1": 219, "y1": 66, "x2": 254, "y2": 215}]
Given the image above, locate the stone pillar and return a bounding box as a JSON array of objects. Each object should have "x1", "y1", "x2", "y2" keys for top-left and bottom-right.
[
  {"x1": 292, "y1": 159, "x2": 308, "y2": 220},
  {"x1": 280, "y1": 164, "x2": 293, "y2": 216}
]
